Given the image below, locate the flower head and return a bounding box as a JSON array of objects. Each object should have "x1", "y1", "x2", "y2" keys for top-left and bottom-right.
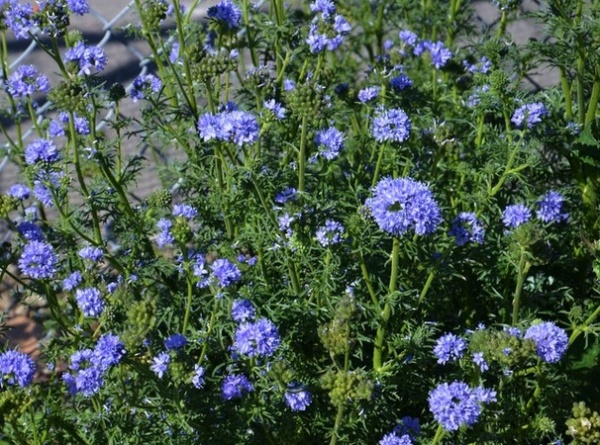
[
  {"x1": 428, "y1": 381, "x2": 496, "y2": 431},
  {"x1": 232, "y1": 299, "x2": 256, "y2": 323},
  {"x1": 502, "y1": 204, "x2": 531, "y2": 229},
  {"x1": 164, "y1": 334, "x2": 187, "y2": 350},
  {"x1": 371, "y1": 108, "x2": 411, "y2": 143},
  {"x1": 63, "y1": 271, "x2": 82, "y2": 291},
  {"x1": 7, "y1": 183, "x2": 31, "y2": 200},
  {"x1": 65, "y1": 42, "x2": 107, "y2": 75},
  {"x1": 6, "y1": 65, "x2": 50, "y2": 97},
  {"x1": 315, "y1": 219, "x2": 345, "y2": 246},
  {"x1": 192, "y1": 364, "x2": 206, "y2": 389},
  {"x1": 222, "y1": 374, "x2": 254, "y2": 400},
  {"x1": 67, "y1": 0, "x2": 89, "y2": 15},
  {"x1": 366, "y1": 177, "x2": 442, "y2": 236},
  {"x1": 284, "y1": 382, "x2": 312, "y2": 411},
  {"x1": 536, "y1": 191, "x2": 568, "y2": 223},
  {"x1": 315, "y1": 127, "x2": 344, "y2": 160},
  {"x1": 207, "y1": 0, "x2": 241, "y2": 29},
  {"x1": 358, "y1": 86, "x2": 380, "y2": 103},
  {"x1": 233, "y1": 317, "x2": 280, "y2": 358},
  {"x1": 511, "y1": 102, "x2": 547, "y2": 128},
  {"x1": 448, "y1": 212, "x2": 485, "y2": 246},
  {"x1": 130, "y1": 74, "x2": 162, "y2": 102},
  {"x1": 92, "y1": 334, "x2": 125, "y2": 371},
  {"x1": 78, "y1": 246, "x2": 103, "y2": 262},
  {"x1": 379, "y1": 432, "x2": 413, "y2": 445},
  {"x1": 18, "y1": 241, "x2": 58, "y2": 279},
  {"x1": 75, "y1": 287, "x2": 104, "y2": 318},
  {"x1": 433, "y1": 333, "x2": 467, "y2": 364},
  {"x1": 524, "y1": 321, "x2": 568, "y2": 363},
  {"x1": 25, "y1": 139, "x2": 59, "y2": 165},
  {"x1": 151, "y1": 352, "x2": 170, "y2": 378},
  {"x1": 0, "y1": 350, "x2": 36, "y2": 387},
  {"x1": 211, "y1": 259, "x2": 241, "y2": 287}
]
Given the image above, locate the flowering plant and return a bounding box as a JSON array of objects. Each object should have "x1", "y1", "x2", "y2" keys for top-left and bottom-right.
[{"x1": 1, "y1": 0, "x2": 600, "y2": 443}]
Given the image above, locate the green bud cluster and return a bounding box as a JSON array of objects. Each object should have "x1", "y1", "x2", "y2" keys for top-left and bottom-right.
[
  {"x1": 48, "y1": 78, "x2": 87, "y2": 114},
  {"x1": 321, "y1": 369, "x2": 373, "y2": 407},
  {"x1": 318, "y1": 295, "x2": 356, "y2": 356},
  {"x1": 34, "y1": 1, "x2": 70, "y2": 37},
  {"x1": 171, "y1": 217, "x2": 193, "y2": 245},
  {"x1": 148, "y1": 190, "x2": 172, "y2": 209},
  {"x1": 140, "y1": 0, "x2": 168, "y2": 33},
  {"x1": 0, "y1": 389, "x2": 30, "y2": 425},
  {"x1": 109, "y1": 83, "x2": 127, "y2": 103},
  {"x1": 122, "y1": 297, "x2": 157, "y2": 350},
  {"x1": 469, "y1": 328, "x2": 537, "y2": 369},
  {"x1": 287, "y1": 82, "x2": 326, "y2": 120},
  {"x1": 488, "y1": 69, "x2": 513, "y2": 99},
  {"x1": 190, "y1": 47, "x2": 237, "y2": 82},
  {"x1": 566, "y1": 402, "x2": 600, "y2": 444},
  {"x1": 169, "y1": 360, "x2": 187, "y2": 385},
  {"x1": 0, "y1": 195, "x2": 19, "y2": 217}
]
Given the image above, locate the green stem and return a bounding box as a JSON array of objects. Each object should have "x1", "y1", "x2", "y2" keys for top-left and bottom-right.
[
  {"x1": 475, "y1": 113, "x2": 485, "y2": 149},
  {"x1": 182, "y1": 273, "x2": 194, "y2": 334},
  {"x1": 197, "y1": 296, "x2": 220, "y2": 366},
  {"x1": 371, "y1": 142, "x2": 388, "y2": 187},
  {"x1": 497, "y1": 10, "x2": 507, "y2": 38},
  {"x1": 511, "y1": 247, "x2": 531, "y2": 326},
  {"x1": 569, "y1": 300, "x2": 600, "y2": 346},
  {"x1": 328, "y1": 403, "x2": 345, "y2": 445},
  {"x1": 373, "y1": 237, "x2": 400, "y2": 370},
  {"x1": 559, "y1": 67, "x2": 573, "y2": 120},
  {"x1": 584, "y1": 77, "x2": 600, "y2": 128},
  {"x1": 242, "y1": 0, "x2": 259, "y2": 67},
  {"x1": 298, "y1": 114, "x2": 308, "y2": 192},
  {"x1": 431, "y1": 424, "x2": 446, "y2": 445}
]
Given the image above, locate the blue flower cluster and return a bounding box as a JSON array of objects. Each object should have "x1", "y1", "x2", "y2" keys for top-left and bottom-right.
[
  {"x1": 130, "y1": 74, "x2": 162, "y2": 102},
  {"x1": 358, "y1": 86, "x2": 380, "y2": 103},
  {"x1": 536, "y1": 191, "x2": 568, "y2": 223},
  {"x1": 366, "y1": 177, "x2": 442, "y2": 236},
  {"x1": 151, "y1": 352, "x2": 171, "y2": 378},
  {"x1": 210, "y1": 258, "x2": 241, "y2": 287},
  {"x1": 164, "y1": 333, "x2": 187, "y2": 350},
  {"x1": 231, "y1": 299, "x2": 256, "y2": 323},
  {"x1": 18, "y1": 241, "x2": 58, "y2": 279},
  {"x1": 306, "y1": 0, "x2": 351, "y2": 53},
  {"x1": 379, "y1": 432, "x2": 413, "y2": 445},
  {"x1": 65, "y1": 42, "x2": 107, "y2": 75},
  {"x1": 371, "y1": 107, "x2": 411, "y2": 143},
  {"x1": 197, "y1": 109, "x2": 260, "y2": 146},
  {"x1": 222, "y1": 373, "x2": 254, "y2": 400},
  {"x1": 0, "y1": 350, "x2": 36, "y2": 387},
  {"x1": 49, "y1": 111, "x2": 91, "y2": 136},
  {"x1": 284, "y1": 382, "x2": 312, "y2": 411},
  {"x1": 524, "y1": 321, "x2": 568, "y2": 363},
  {"x1": 502, "y1": 204, "x2": 531, "y2": 229},
  {"x1": 315, "y1": 219, "x2": 345, "y2": 246},
  {"x1": 433, "y1": 333, "x2": 467, "y2": 364},
  {"x1": 75, "y1": 287, "x2": 104, "y2": 318},
  {"x1": 24, "y1": 138, "x2": 59, "y2": 165},
  {"x1": 315, "y1": 127, "x2": 345, "y2": 160},
  {"x1": 207, "y1": 0, "x2": 241, "y2": 30},
  {"x1": 511, "y1": 102, "x2": 548, "y2": 129},
  {"x1": 233, "y1": 317, "x2": 281, "y2": 358},
  {"x1": 428, "y1": 381, "x2": 496, "y2": 431},
  {"x1": 448, "y1": 212, "x2": 485, "y2": 246},
  {"x1": 63, "y1": 334, "x2": 125, "y2": 397},
  {"x1": 5, "y1": 64, "x2": 50, "y2": 98}
]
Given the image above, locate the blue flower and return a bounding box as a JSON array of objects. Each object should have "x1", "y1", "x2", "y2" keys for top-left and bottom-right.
[
  {"x1": 472, "y1": 352, "x2": 489, "y2": 372},
  {"x1": 24, "y1": 139, "x2": 59, "y2": 165},
  {"x1": 65, "y1": 42, "x2": 107, "y2": 75},
  {"x1": 371, "y1": 108, "x2": 411, "y2": 143},
  {"x1": 156, "y1": 218, "x2": 174, "y2": 248},
  {"x1": 78, "y1": 246, "x2": 103, "y2": 262},
  {"x1": 207, "y1": 0, "x2": 241, "y2": 29},
  {"x1": 502, "y1": 204, "x2": 531, "y2": 229},
  {"x1": 422, "y1": 41, "x2": 452, "y2": 69},
  {"x1": 7, "y1": 183, "x2": 31, "y2": 200},
  {"x1": 390, "y1": 74, "x2": 412, "y2": 91},
  {"x1": 63, "y1": 271, "x2": 82, "y2": 291},
  {"x1": 448, "y1": 212, "x2": 485, "y2": 246},
  {"x1": 18, "y1": 241, "x2": 58, "y2": 279},
  {"x1": 4, "y1": 2, "x2": 36, "y2": 40},
  {"x1": 366, "y1": 177, "x2": 442, "y2": 236},
  {"x1": 130, "y1": 74, "x2": 162, "y2": 102},
  {"x1": 511, "y1": 102, "x2": 547, "y2": 128},
  {"x1": 274, "y1": 187, "x2": 298, "y2": 205},
  {"x1": 232, "y1": 299, "x2": 256, "y2": 323},
  {"x1": 433, "y1": 333, "x2": 467, "y2": 364},
  {"x1": 55, "y1": 111, "x2": 90, "y2": 135},
  {"x1": 309, "y1": 0, "x2": 335, "y2": 18},
  {"x1": 63, "y1": 349, "x2": 105, "y2": 397},
  {"x1": 151, "y1": 352, "x2": 170, "y2": 378},
  {"x1": 379, "y1": 432, "x2": 413, "y2": 445},
  {"x1": 393, "y1": 417, "x2": 421, "y2": 439},
  {"x1": 358, "y1": 86, "x2": 380, "y2": 103},
  {"x1": 536, "y1": 191, "x2": 568, "y2": 223},
  {"x1": 315, "y1": 219, "x2": 345, "y2": 246},
  {"x1": 164, "y1": 334, "x2": 187, "y2": 350},
  {"x1": 75, "y1": 287, "x2": 104, "y2": 318},
  {"x1": 192, "y1": 365, "x2": 206, "y2": 389},
  {"x1": 234, "y1": 317, "x2": 281, "y2": 357},
  {"x1": 399, "y1": 30, "x2": 418, "y2": 47},
  {"x1": 428, "y1": 381, "x2": 496, "y2": 431},
  {"x1": 524, "y1": 321, "x2": 568, "y2": 363},
  {"x1": 67, "y1": 0, "x2": 89, "y2": 15},
  {"x1": 197, "y1": 110, "x2": 259, "y2": 146},
  {"x1": 315, "y1": 127, "x2": 344, "y2": 160},
  {"x1": 222, "y1": 374, "x2": 254, "y2": 400},
  {"x1": 6, "y1": 65, "x2": 50, "y2": 97},
  {"x1": 92, "y1": 334, "x2": 125, "y2": 371},
  {"x1": 211, "y1": 259, "x2": 241, "y2": 287},
  {"x1": 0, "y1": 350, "x2": 36, "y2": 387},
  {"x1": 17, "y1": 221, "x2": 43, "y2": 241},
  {"x1": 284, "y1": 382, "x2": 312, "y2": 411},
  {"x1": 172, "y1": 204, "x2": 198, "y2": 219},
  {"x1": 263, "y1": 99, "x2": 286, "y2": 120}
]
